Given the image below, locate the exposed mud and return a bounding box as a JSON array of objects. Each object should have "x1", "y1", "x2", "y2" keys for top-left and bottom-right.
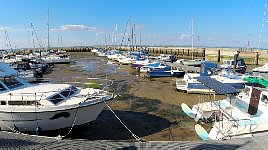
[{"x1": 44, "y1": 52, "x2": 224, "y2": 141}]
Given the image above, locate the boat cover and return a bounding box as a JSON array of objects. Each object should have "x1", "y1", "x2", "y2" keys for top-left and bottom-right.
[
  {"x1": 243, "y1": 77, "x2": 268, "y2": 87},
  {"x1": 196, "y1": 76, "x2": 239, "y2": 94}
]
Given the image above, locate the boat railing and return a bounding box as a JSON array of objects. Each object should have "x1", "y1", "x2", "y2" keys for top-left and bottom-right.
[
  {"x1": 216, "y1": 116, "x2": 256, "y2": 139},
  {"x1": 0, "y1": 92, "x2": 46, "y2": 106}
]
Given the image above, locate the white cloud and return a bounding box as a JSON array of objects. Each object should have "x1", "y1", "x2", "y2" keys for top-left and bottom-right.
[
  {"x1": 0, "y1": 26, "x2": 13, "y2": 31},
  {"x1": 144, "y1": 34, "x2": 160, "y2": 39},
  {"x1": 179, "y1": 34, "x2": 191, "y2": 40},
  {"x1": 51, "y1": 25, "x2": 98, "y2": 32}
]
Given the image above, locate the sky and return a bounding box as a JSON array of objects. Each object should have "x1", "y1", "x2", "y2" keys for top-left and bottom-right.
[{"x1": 0, "y1": 0, "x2": 267, "y2": 49}]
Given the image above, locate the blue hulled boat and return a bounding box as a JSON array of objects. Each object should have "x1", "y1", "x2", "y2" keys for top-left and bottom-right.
[{"x1": 148, "y1": 66, "x2": 185, "y2": 78}]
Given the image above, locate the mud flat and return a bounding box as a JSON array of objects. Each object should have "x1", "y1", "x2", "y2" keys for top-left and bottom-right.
[{"x1": 43, "y1": 52, "x2": 224, "y2": 141}]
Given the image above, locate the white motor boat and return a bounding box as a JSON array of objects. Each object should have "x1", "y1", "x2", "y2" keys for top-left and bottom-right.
[
  {"x1": 182, "y1": 76, "x2": 268, "y2": 140},
  {"x1": 0, "y1": 62, "x2": 113, "y2": 135},
  {"x1": 105, "y1": 50, "x2": 123, "y2": 61},
  {"x1": 252, "y1": 63, "x2": 268, "y2": 80},
  {"x1": 42, "y1": 53, "x2": 71, "y2": 64},
  {"x1": 139, "y1": 62, "x2": 167, "y2": 73},
  {"x1": 176, "y1": 59, "x2": 203, "y2": 67},
  {"x1": 252, "y1": 63, "x2": 268, "y2": 73}
]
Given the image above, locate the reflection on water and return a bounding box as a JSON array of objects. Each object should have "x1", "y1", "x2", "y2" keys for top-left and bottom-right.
[{"x1": 71, "y1": 57, "x2": 131, "y2": 78}]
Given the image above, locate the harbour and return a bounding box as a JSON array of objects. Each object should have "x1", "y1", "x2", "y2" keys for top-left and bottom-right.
[
  {"x1": 2, "y1": 0, "x2": 268, "y2": 149},
  {"x1": 6, "y1": 50, "x2": 263, "y2": 140},
  {"x1": 0, "y1": 50, "x2": 267, "y2": 149}
]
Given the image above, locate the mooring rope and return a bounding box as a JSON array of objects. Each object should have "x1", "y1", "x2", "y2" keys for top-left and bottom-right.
[
  {"x1": 60, "y1": 104, "x2": 79, "y2": 139},
  {"x1": 104, "y1": 101, "x2": 144, "y2": 142}
]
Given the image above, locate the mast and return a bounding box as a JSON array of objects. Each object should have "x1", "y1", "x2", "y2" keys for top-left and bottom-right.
[
  {"x1": 47, "y1": 9, "x2": 50, "y2": 51},
  {"x1": 130, "y1": 16, "x2": 134, "y2": 50},
  {"x1": 133, "y1": 24, "x2": 136, "y2": 50},
  {"x1": 139, "y1": 26, "x2": 142, "y2": 49},
  {"x1": 191, "y1": 17, "x2": 194, "y2": 60}
]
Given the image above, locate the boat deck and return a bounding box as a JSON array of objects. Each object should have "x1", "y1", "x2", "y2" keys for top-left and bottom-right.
[{"x1": 1, "y1": 131, "x2": 268, "y2": 149}]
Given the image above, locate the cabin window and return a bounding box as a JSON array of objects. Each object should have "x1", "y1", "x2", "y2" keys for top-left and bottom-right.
[
  {"x1": 60, "y1": 86, "x2": 77, "y2": 98},
  {"x1": 7, "y1": 101, "x2": 38, "y2": 105},
  {"x1": 261, "y1": 94, "x2": 268, "y2": 105},
  {"x1": 49, "y1": 94, "x2": 65, "y2": 105},
  {"x1": 2, "y1": 77, "x2": 22, "y2": 89},
  {"x1": 1, "y1": 101, "x2": 6, "y2": 105}
]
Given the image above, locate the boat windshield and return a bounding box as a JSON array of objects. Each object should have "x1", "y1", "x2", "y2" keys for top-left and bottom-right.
[
  {"x1": 49, "y1": 86, "x2": 78, "y2": 105},
  {"x1": 225, "y1": 61, "x2": 234, "y2": 66},
  {"x1": 0, "y1": 77, "x2": 23, "y2": 90}
]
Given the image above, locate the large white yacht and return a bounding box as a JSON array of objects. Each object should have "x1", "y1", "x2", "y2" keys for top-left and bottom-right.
[{"x1": 0, "y1": 62, "x2": 113, "y2": 135}]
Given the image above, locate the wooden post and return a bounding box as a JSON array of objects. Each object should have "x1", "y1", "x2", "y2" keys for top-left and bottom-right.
[
  {"x1": 217, "y1": 50, "x2": 221, "y2": 62},
  {"x1": 256, "y1": 52, "x2": 259, "y2": 65},
  {"x1": 166, "y1": 49, "x2": 167, "y2": 54},
  {"x1": 182, "y1": 49, "x2": 184, "y2": 56},
  {"x1": 187, "y1": 49, "x2": 190, "y2": 56},
  {"x1": 203, "y1": 49, "x2": 206, "y2": 60}
]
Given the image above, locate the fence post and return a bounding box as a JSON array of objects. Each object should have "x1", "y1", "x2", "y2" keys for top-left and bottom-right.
[
  {"x1": 203, "y1": 49, "x2": 206, "y2": 60},
  {"x1": 217, "y1": 50, "x2": 221, "y2": 62},
  {"x1": 255, "y1": 52, "x2": 259, "y2": 65}
]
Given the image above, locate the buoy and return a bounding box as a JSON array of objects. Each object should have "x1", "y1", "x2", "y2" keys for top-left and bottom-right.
[{"x1": 36, "y1": 126, "x2": 42, "y2": 135}]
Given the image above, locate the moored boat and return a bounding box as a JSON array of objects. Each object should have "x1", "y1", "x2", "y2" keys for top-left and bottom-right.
[
  {"x1": 148, "y1": 66, "x2": 185, "y2": 78},
  {"x1": 0, "y1": 62, "x2": 113, "y2": 135},
  {"x1": 182, "y1": 76, "x2": 268, "y2": 140}
]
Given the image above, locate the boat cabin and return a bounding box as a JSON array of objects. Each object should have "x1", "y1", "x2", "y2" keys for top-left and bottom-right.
[
  {"x1": 221, "y1": 58, "x2": 247, "y2": 74},
  {"x1": 199, "y1": 62, "x2": 218, "y2": 76},
  {"x1": 240, "y1": 85, "x2": 268, "y2": 115},
  {"x1": 0, "y1": 62, "x2": 81, "y2": 106}
]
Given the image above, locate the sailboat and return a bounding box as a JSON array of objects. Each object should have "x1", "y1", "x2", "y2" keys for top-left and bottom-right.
[
  {"x1": 178, "y1": 17, "x2": 204, "y2": 66},
  {"x1": 40, "y1": 9, "x2": 71, "y2": 64}
]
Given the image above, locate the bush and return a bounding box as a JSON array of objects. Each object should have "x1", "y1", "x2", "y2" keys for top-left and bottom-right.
[{"x1": 85, "y1": 82, "x2": 101, "y2": 89}]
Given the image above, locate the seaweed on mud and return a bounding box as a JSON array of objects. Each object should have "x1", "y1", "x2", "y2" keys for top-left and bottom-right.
[
  {"x1": 129, "y1": 97, "x2": 161, "y2": 112},
  {"x1": 158, "y1": 105, "x2": 190, "y2": 120},
  {"x1": 109, "y1": 80, "x2": 131, "y2": 94}
]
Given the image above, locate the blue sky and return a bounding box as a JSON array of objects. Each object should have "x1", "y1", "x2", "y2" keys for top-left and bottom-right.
[{"x1": 0, "y1": 0, "x2": 267, "y2": 49}]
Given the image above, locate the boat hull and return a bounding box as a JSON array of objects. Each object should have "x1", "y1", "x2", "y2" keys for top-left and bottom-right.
[
  {"x1": 0, "y1": 101, "x2": 106, "y2": 135},
  {"x1": 44, "y1": 58, "x2": 71, "y2": 64},
  {"x1": 187, "y1": 82, "x2": 245, "y2": 90},
  {"x1": 149, "y1": 71, "x2": 185, "y2": 78}
]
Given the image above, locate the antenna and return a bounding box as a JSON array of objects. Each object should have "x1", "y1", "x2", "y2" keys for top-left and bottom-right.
[{"x1": 47, "y1": 9, "x2": 50, "y2": 51}]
